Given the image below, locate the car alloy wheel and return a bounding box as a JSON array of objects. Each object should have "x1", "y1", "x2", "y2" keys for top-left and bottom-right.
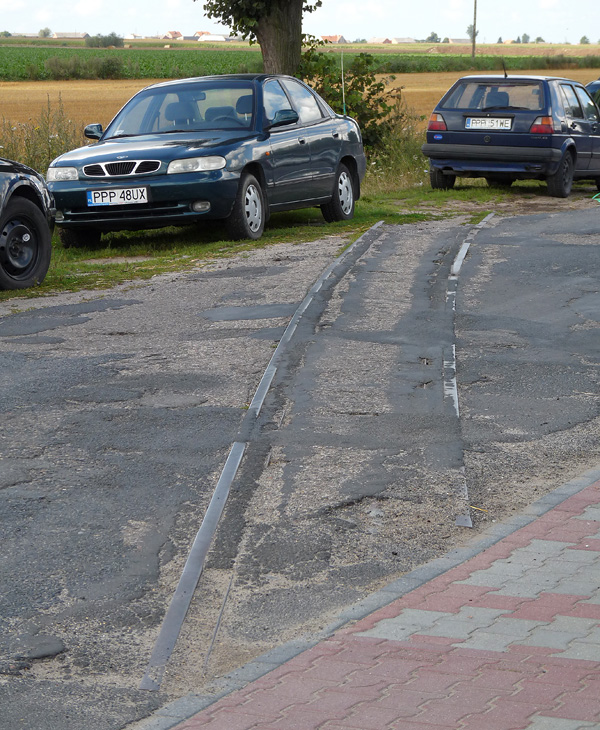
[
  {"x1": 337, "y1": 170, "x2": 353, "y2": 216},
  {"x1": 244, "y1": 182, "x2": 263, "y2": 233}
]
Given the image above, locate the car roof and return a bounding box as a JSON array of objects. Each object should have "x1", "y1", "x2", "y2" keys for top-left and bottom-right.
[
  {"x1": 455, "y1": 74, "x2": 583, "y2": 83},
  {"x1": 139, "y1": 74, "x2": 296, "y2": 92}
]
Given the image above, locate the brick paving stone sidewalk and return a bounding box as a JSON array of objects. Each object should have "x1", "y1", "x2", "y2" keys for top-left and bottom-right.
[{"x1": 167, "y1": 478, "x2": 600, "y2": 730}]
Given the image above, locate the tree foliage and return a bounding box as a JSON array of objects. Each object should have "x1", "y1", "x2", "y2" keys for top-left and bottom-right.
[
  {"x1": 85, "y1": 32, "x2": 124, "y2": 48},
  {"x1": 466, "y1": 24, "x2": 479, "y2": 41},
  {"x1": 199, "y1": 0, "x2": 322, "y2": 74},
  {"x1": 298, "y1": 50, "x2": 400, "y2": 148},
  {"x1": 426, "y1": 32, "x2": 440, "y2": 43}
]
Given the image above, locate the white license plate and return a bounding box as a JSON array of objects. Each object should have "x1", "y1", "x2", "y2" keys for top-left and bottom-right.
[
  {"x1": 87, "y1": 187, "x2": 148, "y2": 206},
  {"x1": 466, "y1": 117, "x2": 512, "y2": 130}
]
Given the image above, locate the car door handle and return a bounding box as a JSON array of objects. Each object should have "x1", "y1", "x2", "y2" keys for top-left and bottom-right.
[
  {"x1": 298, "y1": 137, "x2": 307, "y2": 145},
  {"x1": 332, "y1": 131, "x2": 340, "y2": 138}
]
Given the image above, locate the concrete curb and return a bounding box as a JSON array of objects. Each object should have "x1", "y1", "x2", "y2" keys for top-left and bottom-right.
[{"x1": 128, "y1": 464, "x2": 600, "y2": 730}]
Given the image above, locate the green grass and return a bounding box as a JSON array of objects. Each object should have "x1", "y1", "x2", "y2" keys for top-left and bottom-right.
[
  {"x1": 0, "y1": 195, "x2": 439, "y2": 302},
  {"x1": 5, "y1": 177, "x2": 599, "y2": 303}
]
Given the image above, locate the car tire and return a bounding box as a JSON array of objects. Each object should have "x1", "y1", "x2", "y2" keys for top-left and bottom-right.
[
  {"x1": 485, "y1": 175, "x2": 514, "y2": 188},
  {"x1": 546, "y1": 152, "x2": 574, "y2": 198},
  {"x1": 0, "y1": 198, "x2": 52, "y2": 290},
  {"x1": 429, "y1": 167, "x2": 456, "y2": 190},
  {"x1": 58, "y1": 227, "x2": 102, "y2": 249},
  {"x1": 321, "y1": 164, "x2": 355, "y2": 222},
  {"x1": 225, "y1": 173, "x2": 265, "y2": 240}
]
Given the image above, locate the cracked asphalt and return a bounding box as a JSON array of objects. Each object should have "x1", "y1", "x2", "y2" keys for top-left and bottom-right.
[{"x1": 0, "y1": 206, "x2": 598, "y2": 729}]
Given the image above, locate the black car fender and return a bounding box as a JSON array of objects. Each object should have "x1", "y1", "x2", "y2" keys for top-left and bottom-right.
[{"x1": 1, "y1": 175, "x2": 55, "y2": 230}]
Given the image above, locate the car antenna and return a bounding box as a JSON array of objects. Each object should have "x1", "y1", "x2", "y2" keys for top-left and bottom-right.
[
  {"x1": 502, "y1": 59, "x2": 508, "y2": 78},
  {"x1": 341, "y1": 51, "x2": 347, "y2": 115}
]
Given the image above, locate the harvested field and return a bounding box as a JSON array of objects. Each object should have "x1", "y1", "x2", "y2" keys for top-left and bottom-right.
[{"x1": 2, "y1": 67, "x2": 599, "y2": 130}]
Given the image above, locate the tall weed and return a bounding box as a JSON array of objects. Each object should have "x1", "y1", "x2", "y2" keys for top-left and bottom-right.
[
  {"x1": 0, "y1": 96, "x2": 85, "y2": 173},
  {"x1": 363, "y1": 102, "x2": 429, "y2": 194}
]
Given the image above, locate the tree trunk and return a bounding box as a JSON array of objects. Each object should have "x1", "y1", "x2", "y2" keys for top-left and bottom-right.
[{"x1": 255, "y1": 0, "x2": 304, "y2": 75}]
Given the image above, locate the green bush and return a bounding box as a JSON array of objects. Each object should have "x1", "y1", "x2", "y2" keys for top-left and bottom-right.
[{"x1": 298, "y1": 51, "x2": 401, "y2": 148}]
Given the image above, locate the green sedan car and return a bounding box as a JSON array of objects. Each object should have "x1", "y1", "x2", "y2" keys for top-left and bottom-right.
[{"x1": 47, "y1": 74, "x2": 366, "y2": 246}]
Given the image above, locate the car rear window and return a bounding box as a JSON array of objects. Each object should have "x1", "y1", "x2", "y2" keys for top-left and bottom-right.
[{"x1": 440, "y1": 81, "x2": 544, "y2": 111}]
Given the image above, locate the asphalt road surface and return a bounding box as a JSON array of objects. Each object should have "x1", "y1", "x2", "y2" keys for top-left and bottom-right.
[{"x1": 0, "y1": 208, "x2": 598, "y2": 729}]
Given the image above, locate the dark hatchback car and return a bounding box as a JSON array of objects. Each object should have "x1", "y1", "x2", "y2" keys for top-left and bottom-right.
[
  {"x1": 422, "y1": 75, "x2": 600, "y2": 197},
  {"x1": 47, "y1": 73, "x2": 366, "y2": 247},
  {"x1": 587, "y1": 78, "x2": 600, "y2": 105},
  {"x1": 0, "y1": 157, "x2": 54, "y2": 289}
]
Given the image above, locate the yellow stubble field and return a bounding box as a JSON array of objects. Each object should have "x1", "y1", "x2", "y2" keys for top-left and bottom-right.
[{"x1": 2, "y1": 68, "x2": 600, "y2": 130}]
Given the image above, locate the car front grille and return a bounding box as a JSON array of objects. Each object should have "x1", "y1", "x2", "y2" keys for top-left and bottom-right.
[{"x1": 83, "y1": 160, "x2": 161, "y2": 177}]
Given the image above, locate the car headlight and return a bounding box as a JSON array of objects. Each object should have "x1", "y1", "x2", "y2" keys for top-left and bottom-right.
[
  {"x1": 167, "y1": 156, "x2": 226, "y2": 174},
  {"x1": 47, "y1": 167, "x2": 78, "y2": 181}
]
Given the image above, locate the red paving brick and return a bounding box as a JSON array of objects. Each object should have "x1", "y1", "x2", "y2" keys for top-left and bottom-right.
[
  {"x1": 507, "y1": 592, "x2": 591, "y2": 620},
  {"x1": 167, "y1": 480, "x2": 600, "y2": 730}
]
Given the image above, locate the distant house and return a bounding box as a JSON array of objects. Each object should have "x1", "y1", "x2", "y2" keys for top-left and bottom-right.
[
  {"x1": 125, "y1": 33, "x2": 144, "y2": 40},
  {"x1": 321, "y1": 35, "x2": 347, "y2": 44},
  {"x1": 391, "y1": 37, "x2": 416, "y2": 44},
  {"x1": 163, "y1": 31, "x2": 182, "y2": 40},
  {"x1": 52, "y1": 32, "x2": 89, "y2": 39},
  {"x1": 197, "y1": 33, "x2": 228, "y2": 42},
  {"x1": 448, "y1": 38, "x2": 470, "y2": 44},
  {"x1": 194, "y1": 31, "x2": 210, "y2": 38},
  {"x1": 368, "y1": 37, "x2": 392, "y2": 44}
]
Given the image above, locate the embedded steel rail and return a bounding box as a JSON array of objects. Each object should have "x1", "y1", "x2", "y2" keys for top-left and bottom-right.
[
  {"x1": 140, "y1": 214, "x2": 495, "y2": 690},
  {"x1": 139, "y1": 222, "x2": 385, "y2": 691}
]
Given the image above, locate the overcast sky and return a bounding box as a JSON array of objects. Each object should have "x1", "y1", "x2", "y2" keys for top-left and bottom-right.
[{"x1": 1, "y1": 0, "x2": 598, "y2": 45}]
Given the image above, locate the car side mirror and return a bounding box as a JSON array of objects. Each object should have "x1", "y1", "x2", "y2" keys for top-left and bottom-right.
[
  {"x1": 84, "y1": 123, "x2": 103, "y2": 140},
  {"x1": 268, "y1": 109, "x2": 299, "y2": 128}
]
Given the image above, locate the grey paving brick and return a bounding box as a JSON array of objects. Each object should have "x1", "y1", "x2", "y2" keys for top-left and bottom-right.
[
  {"x1": 559, "y1": 549, "x2": 600, "y2": 565},
  {"x1": 553, "y1": 565, "x2": 600, "y2": 595},
  {"x1": 524, "y1": 717, "x2": 598, "y2": 730},
  {"x1": 553, "y1": 641, "x2": 600, "y2": 661},
  {"x1": 425, "y1": 606, "x2": 508, "y2": 639},
  {"x1": 575, "y1": 506, "x2": 600, "y2": 522},
  {"x1": 494, "y1": 573, "x2": 562, "y2": 598},
  {"x1": 356, "y1": 608, "x2": 450, "y2": 641},
  {"x1": 458, "y1": 630, "x2": 528, "y2": 653},
  {"x1": 520, "y1": 539, "x2": 576, "y2": 555},
  {"x1": 577, "y1": 626, "x2": 600, "y2": 645},
  {"x1": 516, "y1": 616, "x2": 599, "y2": 651},
  {"x1": 480, "y1": 617, "x2": 544, "y2": 638},
  {"x1": 457, "y1": 569, "x2": 517, "y2": 588}
]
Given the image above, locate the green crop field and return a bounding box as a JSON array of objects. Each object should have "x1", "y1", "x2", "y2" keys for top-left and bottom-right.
[
  {"x1": 0, "y1": 46, "x2": 263, "y2": 81},
  {"x1": 1, "y1": 43, "x2": 599, "y2": 82}
]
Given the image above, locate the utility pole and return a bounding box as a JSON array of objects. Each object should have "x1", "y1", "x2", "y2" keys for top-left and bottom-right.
[{"x1": 472, "y1": 0, "x2": 477, "y2": 58}]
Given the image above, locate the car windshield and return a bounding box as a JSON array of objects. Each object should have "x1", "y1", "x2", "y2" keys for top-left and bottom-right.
[
  {"x1": 104, "y1": 80, "x2": 255, "y2": 138},
  {"x1": 440, "y1": 80, "x2": 544, "y2": 111}
]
